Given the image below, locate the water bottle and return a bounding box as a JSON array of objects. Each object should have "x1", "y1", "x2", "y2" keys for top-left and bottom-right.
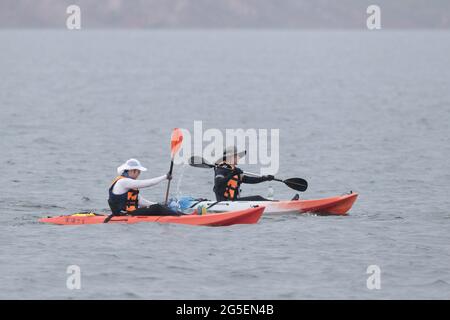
[
  {"x1": 267, "y1": 186, "x2": 274, "y2": 200},
  {"x1": 197, "y1": 204, "x2": 207, "y2": 215}
]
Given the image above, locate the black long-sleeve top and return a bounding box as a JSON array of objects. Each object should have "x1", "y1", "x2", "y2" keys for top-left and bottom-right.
[{"x1": 213, "y1": 164, "x2": 265, "y2": 201}]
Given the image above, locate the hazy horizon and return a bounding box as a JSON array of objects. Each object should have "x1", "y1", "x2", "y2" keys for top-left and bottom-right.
[{"x1": 1, "y1": 0, "x2": 449, "y2": 29}]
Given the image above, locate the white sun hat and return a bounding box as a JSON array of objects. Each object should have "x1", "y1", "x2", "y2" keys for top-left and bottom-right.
[{"x1": 117, "y1": 159, "x2": 148, "y2": 175}]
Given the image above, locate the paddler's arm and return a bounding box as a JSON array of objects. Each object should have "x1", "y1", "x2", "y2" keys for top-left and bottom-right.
[
  {"x1": 113, "y1": 175, "x2": 168, "y2": 194},
  {"x1": 242, "y1": 175, "x2": 274, "y2": 184},
  {"x1": 128, "y1": 175, "x2": 168, "y2": 189}
]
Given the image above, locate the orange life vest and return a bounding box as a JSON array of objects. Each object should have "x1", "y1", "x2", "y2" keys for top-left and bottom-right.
[
  {"x1": 109, "y1": 176, "x2": 139, "y2": 213},
  {"x1": 223, "y1": 172, "x2": 241, "y2": 200}
]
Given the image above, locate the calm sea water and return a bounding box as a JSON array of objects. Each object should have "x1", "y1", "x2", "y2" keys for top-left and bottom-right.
[{"x1": 0, "y1": 30, "x2": 449, "y2": 299}]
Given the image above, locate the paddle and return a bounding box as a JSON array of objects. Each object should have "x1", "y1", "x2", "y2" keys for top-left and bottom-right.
[
  {"x1": 164, "y1": 128, "x2": 184, "y2": 205},
  {"x1": 188, "y1": 156, "x2": 308, "y2": 192}
]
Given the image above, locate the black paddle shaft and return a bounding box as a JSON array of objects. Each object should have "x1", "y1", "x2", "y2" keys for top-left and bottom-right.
[{"x1": 164, "y1": 160, "x2": 175, "y2": 205}]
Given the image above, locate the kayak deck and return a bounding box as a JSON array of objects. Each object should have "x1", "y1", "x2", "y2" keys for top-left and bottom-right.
[{"x1": 39, "y1": 206, "x2": 265, "y2": 227}]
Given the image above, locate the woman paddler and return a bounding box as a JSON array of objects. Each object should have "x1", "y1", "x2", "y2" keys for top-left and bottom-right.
[{"x1": 108, "y1": 158, "x2": 180, "y2": 216}]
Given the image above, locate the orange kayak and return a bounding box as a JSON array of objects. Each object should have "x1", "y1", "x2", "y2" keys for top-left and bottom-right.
[{"x1": 39, "y1": 206, "x2": 265, "y2": 227}]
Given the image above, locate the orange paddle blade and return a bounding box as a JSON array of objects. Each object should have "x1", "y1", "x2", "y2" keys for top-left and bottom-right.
[{"x1": 170, "y1": 128, "x2": 183, "y2": 157}]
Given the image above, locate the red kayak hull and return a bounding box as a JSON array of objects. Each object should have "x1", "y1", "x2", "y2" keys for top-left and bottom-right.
[{"x1": 39, "y1": 206, "x2": 265, "y2": 227}]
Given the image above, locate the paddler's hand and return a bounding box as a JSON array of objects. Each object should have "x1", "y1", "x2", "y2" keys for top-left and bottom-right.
[
  {"x1": 166, "y1": 172, "x2": 172, "y2": 180},
  {"x1": 262, "y1": 175, "x2": 274, "y2": 181}
]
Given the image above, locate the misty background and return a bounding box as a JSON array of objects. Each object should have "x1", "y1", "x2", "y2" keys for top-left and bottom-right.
[
  {"x1": 1, "y1": 0, "x2": 450, "y2": 300},
  {"x1": 1, "y1": 0, "x2": 449, "y2": 29}
]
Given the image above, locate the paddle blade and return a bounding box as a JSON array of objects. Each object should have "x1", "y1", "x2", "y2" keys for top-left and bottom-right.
[
  {"x1": 170, "y1": 128, "x2": 183, "y2": 157},
  {"x1": 189, "y1": 156, "x2": 214, "y2": 169},
  {"x1": 284, "y1": 178, "x2": 308, "y2": 192}
]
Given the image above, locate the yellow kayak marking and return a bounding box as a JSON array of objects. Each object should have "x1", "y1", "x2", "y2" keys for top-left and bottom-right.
[{"x1": 71, "y1": 212, "x2": 97, "y2": 217}]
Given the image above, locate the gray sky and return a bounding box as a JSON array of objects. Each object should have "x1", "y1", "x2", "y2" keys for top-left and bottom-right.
[{"x1": 1, "y1": 0, "x2": 449, "y2": 29}]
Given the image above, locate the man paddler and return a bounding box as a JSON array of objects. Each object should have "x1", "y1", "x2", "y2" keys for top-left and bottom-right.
[{"x1": 213, "y1": 146, "x2": 274, "y2": 201}]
